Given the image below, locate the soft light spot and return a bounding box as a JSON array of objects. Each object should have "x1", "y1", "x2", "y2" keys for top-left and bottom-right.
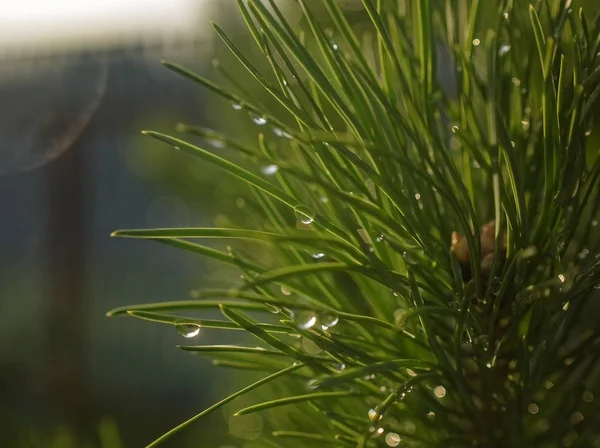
[
  {"x1": 528, "y1": 403, "x2": 539, "y2": 414},
  {"x1": 385, "y1": 433, "x2": 401, "y2": 447},
  {"x1": 434, "y1": 386, "x2": 446, "y2": 398},
  {"x1": 472, "y1": 38, "x2": 481, "y2": 46},
  {"x1": 570, "y1": 412, "x2": 584, "y2": 424},
  {"x1": 498, "y1": 44, "x2": 511, "y2": 55},
  {"x1": 302, "y1": 337, "x2": 322, "y2": 355},
  {"x1": 582, "y1": 391, "x2": 594, "y2": 402}
]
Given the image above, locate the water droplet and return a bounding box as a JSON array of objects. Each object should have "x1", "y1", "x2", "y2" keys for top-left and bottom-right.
[
  {"x1": 294, "y1": 205, "x2": 316, "y2": 227},
  {"x1": 176, "y1": 323, "x2": 200, "y2": 338},
  {"x1": 265, "y1": 304, "x2": 281, "y2": 314},
  {"x1": 521, "y1": 245, "x2": 538, "y2": 259},
  {"x1": 528, "y1": 403, "x2": 539, "y2": 414},
  {"x1": 368, "y1": 409, "x2": 382, "y2": 421},
  {"x1": 406, "y1": 368, "x2": 417, "y2": 377},
  {"x1": 582, "y1": 391, "x2": 594, "y2": 402},
  {"x1": 376, "y1": 234, "x2": 384, "y2": 243},
  {"x1": 330, "y1": 41, "x2": 339, "y2": 51},
  {"x1": 261, "y1": 164, "x2": 279, "y2": 175},
  {"x1": 434, "y1": 386, "x2": 446, "y2": 398},
  {"x1": 451, "y1": 125, "x2": 459, "y2": 133},
  {"x1": 558, "y1": 274, "x2": 566, "y2": 283},
  {"x1": 251, "y1": 114, "x2": 267, "y2": 126},
  {"x1": 498, "y1": 44, "x2": 511, "y2": 55},
  {"x1": 385, "y1": 433, "x2": 401, "y2": 447},
  {"x1": 402, "y1": 251, "x2": 419, "y2": 265},
  {"x1": 312, "y1": 252, "x2": 325, "y2": 259},
  {"x1": 474, "y1": 335, "x2": 490, "y2": 352},
  {"x1": 307, "y1": 378, "x2": 319, "y2": 390},
  {"x1": 207, "y1": 138, "x2": 226, "y2": 149},
  {"x1": 377, "y1": 427, "x2": 384, "y2": 434},
  {"x1": 394, "y1": 308, "x2": 407, "y2": 325},
  {"x1": 295, "y1": 311, "x2": 317, "y2": 329},
  {"x1": 521, "y1": 119, "x2": 530, "y2": 131},
  {"x1": 319, "y1": 311, "x2": 339, "y2": 330},
  {"x1": 281, "y1": 285, "x2": 292, "y2": 296},
  {"x1": 472, "y1": 38, "x2": 481, "y2": 46},
  {"x1": 232, "y1": 102, "x2": 243, "y2": 110},
  {"x1": 503, "y1": 12, "x2": 509, "y2": 19},
  {"x1": 487, "y1": 277, "x2": 501, "y2": 296},
  {"x1": 427, "y1": 411, "x2": 436, "y2": 420},
  {"x1": 585, "y1": 129, "x2": 592, "y2": 137},
  {"x1": 273, "y1": 127, "x2": 293, "y2": 139},
  {"x1": 333, "y1": 362, "x2": 345, "y2": 372}
]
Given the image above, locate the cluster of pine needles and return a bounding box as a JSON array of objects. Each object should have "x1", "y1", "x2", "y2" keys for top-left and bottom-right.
[{"x1": 107, "y1": 0, "x2": 600, "y2": 446}]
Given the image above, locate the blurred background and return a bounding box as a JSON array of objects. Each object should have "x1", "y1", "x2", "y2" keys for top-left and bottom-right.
[
  {"x1": 0, "y1": 1, "x2": 258, "y2": 446},
  {"x1": 1, "y1": 1, "x2": 598, "y2": 447}
]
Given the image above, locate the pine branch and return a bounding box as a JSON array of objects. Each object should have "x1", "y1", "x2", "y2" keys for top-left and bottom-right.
[{"x1": 109, "y1": 1, "x2": 600, "y2": 446}]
